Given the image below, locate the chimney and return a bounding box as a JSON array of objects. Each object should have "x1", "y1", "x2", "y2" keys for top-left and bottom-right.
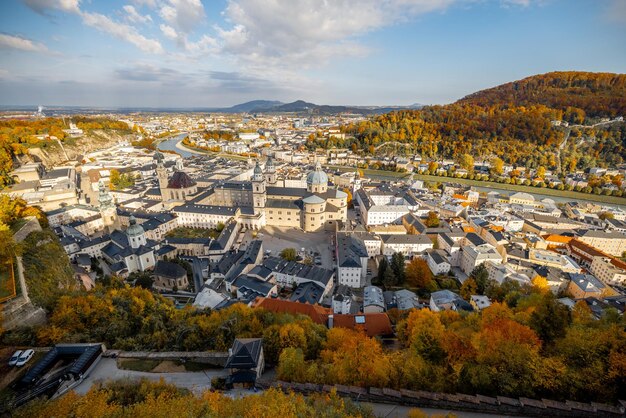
[{"x1": 328, "y1": 314, "x2": 334, "y2": 329}]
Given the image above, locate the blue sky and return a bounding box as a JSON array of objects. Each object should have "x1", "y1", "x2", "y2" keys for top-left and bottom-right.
[{"x1": 0, "y1": 0, "x2": 624, "y2": 107}]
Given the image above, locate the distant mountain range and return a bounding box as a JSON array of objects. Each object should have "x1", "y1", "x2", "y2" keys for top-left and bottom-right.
[
  {"x1": 0, "y1": 101, "x2": 425, "y2": 115},
  {"x1": 212, "y1": 100, "x2": 424, "y2": 115}
]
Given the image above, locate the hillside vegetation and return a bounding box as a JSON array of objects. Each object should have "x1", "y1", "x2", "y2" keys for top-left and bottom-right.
[
  {"x1": 324, "y1": 72, "x2": 626, "y2": 169},
  {"x1": 458, "y1": 71, "x2": 626, "y2": 118},
  {"x1": 0, "y1": 117, "x2": 130, "y2": 188},
  {"x1": 15, "y1": 380, "x2": 376, "y2": 418}
]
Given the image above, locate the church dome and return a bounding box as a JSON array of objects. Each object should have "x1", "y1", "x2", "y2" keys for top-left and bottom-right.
[
  {"x1": 306, "y1": 161, "x2": 328, "y2": 187},
  {"x1": 167, "y1": 171, "x2": 196, "y2": 189},
  {"x1": 254, "y1": 161, "x2": 263, "y2": 176},
  {"x1": 266, "y1": 156, "x2": 275, "y2": 171},
  {"x1": 126, "y1": 215, "x2": 144, "y2": 237}
]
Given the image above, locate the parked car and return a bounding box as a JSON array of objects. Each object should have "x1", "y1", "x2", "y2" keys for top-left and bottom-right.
[
  {"x1": 8, "y1": 350, "x2": 22, "y2": 366},
  {"x1": 15, "y1": 349, "x2": 34, "y2": 367}
]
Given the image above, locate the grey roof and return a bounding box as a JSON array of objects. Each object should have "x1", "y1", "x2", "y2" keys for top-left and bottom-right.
[
  {"x1": 336, "y1": 233, "x2": 368, "y2": 268},
  {"x1": 465, "y1": 233, "x2": 486, "y2": 247},
  {"x1": 210, "y1": 220, "x2": 238, "y2": 251},
  {"x1": 174, "y1": 204, "x2": 238, "y2": 216},
  {"x1": 216, "y1": 250, "x2": 245, "y2": 274},
  {"x1": 154, "y1": 260, "x2": 187, "y2": 279},
  {"x1": 380, "y1": 234, "x2": 432, "y2": 245},
  {"x1": 262, "y1": 256, "x2": 333, "y2": 286},
  {"x1": 232, "y1": 274, "x2": 275, "y2": 296},
  {"x1": 302, "y1": 194, "x2": 325, "y2": 204},
  {"x1": 240, "y1": 240, "x2": 263, "y2": 265},
  {"x1": 42, "y1": 168, "x2": 72, "y2": 180},
  {"x1": 224, "y1": 338, "x2": 263, "y2": 369},
  {"x1": 363, "y1": 285, "x2": 385, "y2": 309},
  {"x1": 216, "y1": 181, "x2": 252, "y2": 191},
  {"x1": 427, "y1": 249, "x2": 448, "y2": 265},
  {"x1": 290, "y1": 281, "x2": 325, "y2": 304},
  {"x1": 267, "y1": 186, "x2": 308, "y2": 197},
  {"x1": 265, "y1": 199, "x2": 302, "y2": 210}
]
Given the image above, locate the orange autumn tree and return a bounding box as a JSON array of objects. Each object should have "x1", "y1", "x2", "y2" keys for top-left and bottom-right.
[
  {"x1": 321, "y1": 328, "x2": 392, "y2": 388},
  {"x1": 405, "y1": 258, "x2": 433, "y2": 288}
]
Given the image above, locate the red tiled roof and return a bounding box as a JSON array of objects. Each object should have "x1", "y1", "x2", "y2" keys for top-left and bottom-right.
[
  {"x1": 252, "y1": 297, "x2": 331, "y2": 324},
  {"x1": 332, "y1": 313, "x2": 393, "y2": 337}
]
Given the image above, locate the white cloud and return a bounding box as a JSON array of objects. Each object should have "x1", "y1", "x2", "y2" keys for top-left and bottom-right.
[
  {"x1": 157, "y1": 0, "x2": 213, "y2": 54},
  {"x1": 81, "y1": 11, "x2": 164, "y2": 54},
  {"x1": 159, "y1": 0, "x2": 206, "y2": 34},
  {"x1": 21, "y1": 0, "x2": 163, "y2": 54},
  {"x1": 131, "y1": 0, "x2": 157, "y2": 8},
  {"x1": 501, "y1": 0, "x2": 531, "y2": 6},
  {"x1": 22, "y1": 0, "x2": 80, "y2": 14},
  {"x1": 216, "y1": 0, "x2": 455, "y2": 68},
  {"x1": 160, "y1": 24, "x2": 178, "y2": 40},
  {"x1": 123, "y1": 5, "x2": 152, "y2": 24},
  {"x1": 0, "y1": 33, "x2": 49, "y2": 53},
  {"x1": 185, "y1": 35, "x2": 218, "y2": 54}
]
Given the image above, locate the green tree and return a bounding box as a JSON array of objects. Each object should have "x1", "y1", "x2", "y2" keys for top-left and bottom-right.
[
  {"x1": 280, "y1": 248, "x2": 297, "y2": 261},
  {"x1": 390, "y1": 252, "x2": 406, "y2": 284},
  {"x1": 383, "y1": 266, "x2": 397, "y2": 288},
  {"x1": 376, "y1": 256, "x2": 389, "y2": 285},
  {"x1": 529, "y1": 293, "x2": 571, "y2": 346},
  {"x1": 129, "y1": 271, "x2": 154, "y2": 290},
  {"x1": 469, "y1": 264, "x2": 489, "y2": 294}
]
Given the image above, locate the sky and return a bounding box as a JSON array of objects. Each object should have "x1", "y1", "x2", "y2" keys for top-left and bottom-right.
[{"x1": 0, "y1": 0, "x2": 625, "y2": 108}]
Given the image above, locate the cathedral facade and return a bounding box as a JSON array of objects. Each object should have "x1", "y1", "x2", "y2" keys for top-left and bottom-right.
[{"x1": 170, "y1": 156, "x2": 348, "y2": 232}]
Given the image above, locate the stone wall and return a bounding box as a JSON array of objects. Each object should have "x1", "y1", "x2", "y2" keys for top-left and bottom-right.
[
  {"x1": 258, "y1": 380, "x2": 625, "y2": 418},
  {"x1": 107, "y1": 350, "x2": 230, "y2": 367}
]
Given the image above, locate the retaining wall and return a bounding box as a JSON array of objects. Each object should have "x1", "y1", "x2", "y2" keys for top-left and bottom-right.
[
  {"x1": 257, "y1": 380, "x2": 626, "y2": 418},
  {"x1": 107, "y1": 350, "x2": 230, "y2": 367}
]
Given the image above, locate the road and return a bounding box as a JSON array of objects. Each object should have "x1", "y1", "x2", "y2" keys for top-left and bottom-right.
[
  {"x1": 556, "y1": 119, "x2": 623, "y2": 174},
  {"x1": 362, "y1": 402, "x2": 521, "y2": 418},
  {"x1": 180, "y1": 256, "x2": 208, "y2": 293},
  {"x1": 74, "y1": 358, "x2": 225, "y2": 395},
  {"x1": 254, "y1": 226, "x2": 335, "y2": 269},
  {"x1": 74, "y1": 359, "x2": 518, "y2": 417}
]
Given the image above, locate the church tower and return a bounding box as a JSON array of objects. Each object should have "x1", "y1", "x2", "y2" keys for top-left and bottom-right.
[
  {"x1": 252, "y1": 160, "x2": 266, "y2": 216},
  {"x1": 155, "y1": 151, "x2": 169, "y2": 200},
  {"x1": 264, "y1": 156, "x2": 277, "y2": 185},
  {"x1": 98, "y1": 180, "x2": 120, "y2": 232}
]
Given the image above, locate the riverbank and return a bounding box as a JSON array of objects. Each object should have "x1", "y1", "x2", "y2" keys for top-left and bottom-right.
[
  {"x1": 157, "y1": 135, "x2": 248, "y2": 161},
  {"x1": 155, "y1": 137, "x2": 624, "y2": 207},
  {"x1": 328, "y1": 165, "x2": 625, "y2": 207}
]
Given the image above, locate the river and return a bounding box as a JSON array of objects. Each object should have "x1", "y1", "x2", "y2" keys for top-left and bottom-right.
[
  {"x1": 156, "y1": 136, "x2": 625, "y2": 210},
  {"x1": 156, "y1": 133, "x2": 196, "y2": 158}
]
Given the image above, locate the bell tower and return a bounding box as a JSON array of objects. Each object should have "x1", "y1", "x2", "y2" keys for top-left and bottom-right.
[
  {"x1": 98, "y1": 180, "x2": 120, "y2": 232},
  {"x1": 252, "y1": 161, "x2": 266, "y2": 215}
]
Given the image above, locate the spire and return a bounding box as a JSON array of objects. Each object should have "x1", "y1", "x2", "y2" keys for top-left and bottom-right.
[
  {"x1": 253, "y1": 160, "x2": 263, "y2": 181},
  {"x1": 154, "y1": 151, "x2": 164, "y2": 166},
  {"x1": 98, "y1": 180, "x2": 114, "y2": 210}
]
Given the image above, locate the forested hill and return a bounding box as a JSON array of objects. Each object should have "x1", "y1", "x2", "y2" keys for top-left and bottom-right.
[
  {"x1": 334, "y1": 72, "x2": 626, "y2": 170},
  {"x1": 457, "y1": 71, "x2": 626, "y2": 118}
]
